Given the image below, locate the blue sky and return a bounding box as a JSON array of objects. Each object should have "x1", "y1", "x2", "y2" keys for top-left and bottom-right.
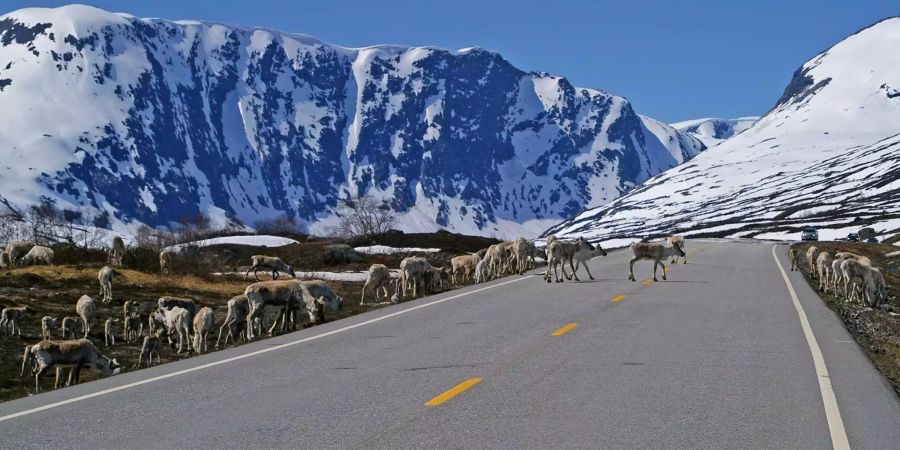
[{"x1": 2, "y1": 1, "x2": 898, "y2": 122}]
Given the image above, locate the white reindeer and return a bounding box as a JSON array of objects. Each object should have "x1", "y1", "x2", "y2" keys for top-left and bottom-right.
[
  {"x1": 98, "y1": 266, "x2": 115, "y2": 303},
  {"x1": 192, "y1": 307, "x2": 215, "y2": 353}
]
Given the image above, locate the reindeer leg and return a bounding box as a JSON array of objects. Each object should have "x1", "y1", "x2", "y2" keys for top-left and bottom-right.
[
  {"x1": 569, "y1": 258, "x2": 580, "y2": 281},
  {"x1": 659, "y1": 260, "x2": 667, "y2": 281},
  {"x1": 73, "y1": 362, "x2": 84, "y2": 385},
  {"x1": 544, "y1": 258, "x2": 552, "y2": 283},
  {"x1": 216, "y1": 318, "x2": 231, "y2": 348},
  {"x1": 267, "y1": 309, "x2": 282, "y2": 336},
  {"x1": 584, "y1": 263, "x2": 595, "y2": 281},
  {"x1": 628, "y1": 258, "x2": 637, "y2": 281},
  {"x1": 652, "y1": 260, "x2": 659, "y2": 282},
  {"x1": 35, "y1": 366, "x2": 48, "y2": 393}
]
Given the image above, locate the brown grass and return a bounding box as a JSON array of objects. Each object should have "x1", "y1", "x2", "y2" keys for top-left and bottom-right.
[{"x1": 791, "y1": 241, "x2": 900, "y2": 396}]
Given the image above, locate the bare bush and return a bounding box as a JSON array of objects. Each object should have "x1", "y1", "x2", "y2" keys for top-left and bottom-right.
[
  {"x1": 333, "y1": 194, "x2": 396, "y2": 241},
  {"x1": 0, "y1": 205, "x2": 108, "y2": 250},
  {"x1": 133, "y1": 225, "x2": 176, "y2": 252},
  {"x1": 173, "y1": 214, "x2": 215, "y2": 244}
]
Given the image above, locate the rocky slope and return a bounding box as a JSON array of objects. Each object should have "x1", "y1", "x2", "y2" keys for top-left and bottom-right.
[
  {"x1": 0, "y1": 5, "x2": 704, "y2": 238},
  {"x1": 548, "y1": 16, "x2": 900, "y2": 244}
]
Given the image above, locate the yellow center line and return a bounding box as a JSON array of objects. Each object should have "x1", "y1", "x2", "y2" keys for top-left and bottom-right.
[
  {"x1": 611, "y1": 294, "x2": 626, "y2": 302},
  {"x1": 642, "y1": 278, "x2": 654, "y2": 285},
  {"x1": 551, "y1": 323, "x2": 578, "y2": 336},
  {"x1": 425, "y1": 377, "x2": 482, "y2": 406}
]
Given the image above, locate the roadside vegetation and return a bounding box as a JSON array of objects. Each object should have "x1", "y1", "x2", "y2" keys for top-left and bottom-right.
[{"x1": 0, "y1": 206, "x2": 502, "y2": 402}]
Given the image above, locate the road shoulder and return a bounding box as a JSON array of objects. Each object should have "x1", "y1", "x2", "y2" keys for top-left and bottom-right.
[{"x1": 774, "y1": 243, "x2": 900, "y2": 448}]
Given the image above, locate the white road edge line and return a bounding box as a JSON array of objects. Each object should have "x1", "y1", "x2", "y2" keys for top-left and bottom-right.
[
  {"x1": 771, "y1": 245, "x2": 850, "y2": 450},
  {"x1": 0, "y1": 275, "x2": 532, "y2": 423}
]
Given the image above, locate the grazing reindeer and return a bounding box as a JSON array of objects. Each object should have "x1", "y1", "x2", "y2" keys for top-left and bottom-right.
[
  {"x1": 361, "y1": 264, "x2": 393, "y2": 305},
  {"x1": 108, "y1": 236, "x2": 126, "y2": 266},
  {"x1": 21, "y1": 339, "x2": 120, "y2": 392},
  {"x1": 41, "y1": 316, "x2": 59, "y2": 340},
  {"x1": 216, "y1": 295, "x2": 250, "y2": 347},
  {"x1": 98, "y1": 266, "x2": 115, "y2": 303},
  {"x1": 816, "y1": 252, "x2": 834, "y2": 293},
  {"x1": 192, "y1": 307, "x2": 215, "y2": 353},
  {"x1": 1, "y1": 306, "x2": 32, "y2": 337},
  {"x1": 104, "y1": 318, "x2": 117, "y2": 346},
  {"x1": 61, "y1": 317, "x2": 78, "y2": 340},
  {"x1": 124, "y1": 316, "x2": 143, "y2": 343},
  {"x1": 246, "y1": 255, "x2": 296, "y2": 281},
  {"x1": 805, "y1": 246, "x2": 820, "y2": 279},
  {"x1": 451, "y1": 254, "x2": 481, "y2": 285},
  {"x1": 75, "y1": 295, "x2": 97, "y2": 338},
  {"x1": 138, "y1": 334, "x2": 162, "y2": 368}
]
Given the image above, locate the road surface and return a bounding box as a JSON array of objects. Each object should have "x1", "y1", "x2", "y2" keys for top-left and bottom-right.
[{"x1": 1, "y1": 241, "x2": 898, "y2": 449}]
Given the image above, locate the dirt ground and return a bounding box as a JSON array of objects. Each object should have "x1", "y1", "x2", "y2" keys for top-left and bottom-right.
[
  {"x1": 791, "y1": 241, "x2": 900, "y2": 396},
  {"x1": 0, "y1": 232, "x2": 500, "y2": 403}
]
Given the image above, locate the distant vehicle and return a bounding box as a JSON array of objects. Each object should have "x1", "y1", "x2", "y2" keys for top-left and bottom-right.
[
  {"x1": 801, "y1": 227, "x2": 819, "y2": 241},
  {"x1": 847, "y1": 233, "x2": 860, "y2": 242},
  {"x1": 866, "y1": 237, "x2": 878, "y2": 244}
]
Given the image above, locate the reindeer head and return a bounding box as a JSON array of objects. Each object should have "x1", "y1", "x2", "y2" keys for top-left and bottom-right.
[
  {"x1": 319, "y1": 294, "x2": 343, "y2": 313},
  {"x1": 88, "y1": 356, "x2": 121, "y2": 376},
  {"x1": 576, "y1": 237, "x2": 595, "y2": 252},
  {"x1": 672, "y1": 241, "x2": 686, "y2": 257},
  {"x1": 287, "y1": 265, "x2": 297, "y2": 278},
  {"x1": 303, "y1": 296, "x2": 324, "y2": 324}
]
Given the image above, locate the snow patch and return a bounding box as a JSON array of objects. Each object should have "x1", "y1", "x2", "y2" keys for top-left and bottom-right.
[{"x1": 354, "y1": 245, "x2": 440, "y2": 254}]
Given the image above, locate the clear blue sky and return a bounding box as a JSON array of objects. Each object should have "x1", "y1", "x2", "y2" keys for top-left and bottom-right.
[{"x1": 2, "y1": 0, "x2": 898, "y2": 122}]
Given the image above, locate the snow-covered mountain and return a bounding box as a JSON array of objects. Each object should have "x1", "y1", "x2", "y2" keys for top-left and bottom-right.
[
  {"x1": 670, "y1": 117, "x2": 758, "y2": 147},
  {"x1": 547, "y1": 16, "x2": 900, "y2": 244},
  {"x1": 0, "y1": 5, "x2": 704, "y2": 239}
]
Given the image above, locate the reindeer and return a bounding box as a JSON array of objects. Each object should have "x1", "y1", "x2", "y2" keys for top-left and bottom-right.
[{"x1": 627, "y1": 241, "x2": 685, "y2": 282}]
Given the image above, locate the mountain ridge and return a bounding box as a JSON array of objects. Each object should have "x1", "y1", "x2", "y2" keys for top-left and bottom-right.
[
  {"x1": 547, "y1": 15, "x2": 900, "y2": 244},
  {"x1": 0, "y1": 4, "x2": 704, "y2": 238}
]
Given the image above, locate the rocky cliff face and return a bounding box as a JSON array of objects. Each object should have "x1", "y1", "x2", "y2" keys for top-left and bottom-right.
[{"x1": 0, "y1": 5, "x2": 704, "y2": 238}]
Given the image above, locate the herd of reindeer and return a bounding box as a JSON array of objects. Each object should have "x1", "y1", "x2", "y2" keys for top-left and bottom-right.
[
  {"x1": 0, "y1": 233, "x2": 688, "y2": 393},
  {"x1": 789, "y1": 244, "x2": 890, "y2": 308}
]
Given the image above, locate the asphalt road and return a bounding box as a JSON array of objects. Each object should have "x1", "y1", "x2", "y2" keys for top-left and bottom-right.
[{"x1": 1, "y1": 241, "x2": 899, "y2": 449}]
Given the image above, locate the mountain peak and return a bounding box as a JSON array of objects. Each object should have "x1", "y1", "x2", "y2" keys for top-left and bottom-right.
[
  {"x1": 670, "y1": 117, "x2": 759, "y2": 147},
  {"x1": 0, "y1": 4, "x2": 702, "y2": 238},
  {"x1": 547, "y1": 15, "x2": 900, "y2": 242}
]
